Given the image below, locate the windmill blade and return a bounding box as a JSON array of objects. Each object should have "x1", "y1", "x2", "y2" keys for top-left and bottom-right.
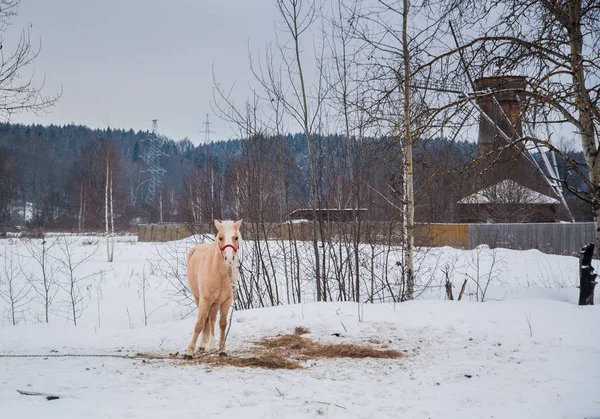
[{"x1": 518, "y1": 102, "x2": 575, "y2": 222}]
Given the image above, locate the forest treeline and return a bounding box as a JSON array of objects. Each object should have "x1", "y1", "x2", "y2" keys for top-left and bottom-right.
[{"x1": 0, "y1": 122, "x2": 591, "y2": 231}]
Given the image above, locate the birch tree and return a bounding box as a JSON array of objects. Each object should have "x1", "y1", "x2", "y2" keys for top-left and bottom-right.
[
  {"x1": 346, "y1": 0, "x2": 442, "y2": 300},
  {"x1": 401, "y1": 0, "x2": 415, "y2": 300},
  {"x1": 105, "y1": 146, "x2": 114, "y2": 262}
]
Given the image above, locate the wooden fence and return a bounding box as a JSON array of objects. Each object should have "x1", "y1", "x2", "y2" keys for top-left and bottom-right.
[
  {"x1": 137, "y1": 222, "x2": 595, "y2": 256},
  {"x1": 137, "y1": 223, "x2": 195, "y2": 242},
  {"x1": 466, "y1": 222, "x2": 595, "y2": 256},
  {"x1": 414, "y1": 223, "x2": 469, "y2": 249},
  {"x1": 416, "y1": 222, "x2": 595, "y2": 255}
]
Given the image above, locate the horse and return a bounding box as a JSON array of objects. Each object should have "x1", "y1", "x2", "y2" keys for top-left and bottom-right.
[{"x1": 184, "y1": 219, "x2": 242, "y2": 358}]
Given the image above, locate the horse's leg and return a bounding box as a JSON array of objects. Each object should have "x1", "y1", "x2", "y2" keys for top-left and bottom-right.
[
  {"x1": 218, "y1": 296, "x2": 233, "y2": 356},
  {"x1": 185, "y1": 301, "x2": 209, "y2": 358},
  {"x1": 197, "y1": 305, "x2": 212, "y2": 354},
  {"x1": 205, "y1": 303, "x2": 219, "y2": 352}
]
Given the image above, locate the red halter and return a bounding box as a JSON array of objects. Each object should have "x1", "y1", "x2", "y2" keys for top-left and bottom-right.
[{"x1": 219, "y1": 243, "x2": 238, "y2": 257}]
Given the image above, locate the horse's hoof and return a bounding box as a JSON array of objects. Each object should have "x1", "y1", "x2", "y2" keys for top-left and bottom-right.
[
  {"x1": 183, "y1": 354, "x2": 193, "y2": 360},
  {"x1": 219, "y1": 351, "x2": 228, "y2": 357}
]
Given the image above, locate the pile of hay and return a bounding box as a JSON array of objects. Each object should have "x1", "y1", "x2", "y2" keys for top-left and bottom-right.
[{"x1": 175, "y1": 327, "x2": 405, "y2": 370}]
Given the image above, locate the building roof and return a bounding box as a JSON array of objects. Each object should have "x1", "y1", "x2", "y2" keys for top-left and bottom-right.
[
  {"x1": 289, "y1": 208, "x2": 368, "y2": 221},
  {"x1": 458, "y1": 179, "x2": 559, "y2": 205}
]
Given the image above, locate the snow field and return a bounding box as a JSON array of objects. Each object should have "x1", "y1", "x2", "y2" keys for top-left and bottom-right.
[{"x1": 0, "y1": 235, "x2": 598, "y2": 418}]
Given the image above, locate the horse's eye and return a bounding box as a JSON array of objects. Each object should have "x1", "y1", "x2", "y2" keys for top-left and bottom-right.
[
  {"x1": 219, "y1": 237, "x2": 223, "y2": 241},
  {"x1": 234, "y1": 237, "x2": 238, "y2": 241}
]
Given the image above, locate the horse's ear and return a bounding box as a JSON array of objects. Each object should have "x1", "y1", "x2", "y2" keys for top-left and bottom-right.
[
  {"x1": 214, "y1": 220, "x2": 223, "y2": 231},
  {"x1": 233, "y1": 219, "x2": 243, "y2": 230}
]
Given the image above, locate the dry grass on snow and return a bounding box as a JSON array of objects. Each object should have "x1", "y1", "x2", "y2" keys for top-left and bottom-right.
[{"x1": 174, "y1": 327, "x2": 405, "y2": 370}]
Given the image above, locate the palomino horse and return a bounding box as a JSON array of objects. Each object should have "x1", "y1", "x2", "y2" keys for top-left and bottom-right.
[{"x1": 184, "y1": 219, "x2": 242, "y2": 358}]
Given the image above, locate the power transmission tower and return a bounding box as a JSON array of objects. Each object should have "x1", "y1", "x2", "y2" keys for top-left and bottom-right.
[
  {"x1": 201, "y1": 114, "x2": 217, "y2": 220},
  {"x1": 145, "y1": 119, "x2": 167, "y2": 205},
  {"x1": 203, "y1": 113, "x2": 214, "y2": 143}
]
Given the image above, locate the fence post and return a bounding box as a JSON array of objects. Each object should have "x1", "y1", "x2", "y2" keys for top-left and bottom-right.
[{"x1": 579, "y1": 243, "x2": 597, "y2": 305}]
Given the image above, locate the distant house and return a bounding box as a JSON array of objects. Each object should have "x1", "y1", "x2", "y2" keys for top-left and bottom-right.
[
  {"x1": 289, "y1": 208, "x2": 368, "y2": 222},
  {"x1": 458, "y1": 179, "x2": 560, "y2": 223}
]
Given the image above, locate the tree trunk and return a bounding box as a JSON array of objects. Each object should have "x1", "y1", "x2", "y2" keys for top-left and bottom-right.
[
  {"x1": 458, "y1": 279, "x2": 468, "y2": 301},
  {"x1": 105, "y1": 156, "x2": 112, "y2": 263},
  {"x1": 289, "y1": 3, "x2": 321, "y2": 302},
  {"x1": 109, "y1": 168, "x2": 115, "y2": 261},
  {"x1": 445, "y1": 280, "x2": 454, "y2": 300},
  {"x1": 579, "y1": 243, "x2": 597, "y2": 305},
  {"x1": 78, "y1": 183, "x2": 84, "y2": 232},
  {"x1": 564, "y1": 0, "x2": 600, "y2": 252},
  {"x1": 159, "y1": 194, "x2": 163, "y2": 223},
  {"x1": 402, "y1": 0, "x2": 415, "y2": 300}
]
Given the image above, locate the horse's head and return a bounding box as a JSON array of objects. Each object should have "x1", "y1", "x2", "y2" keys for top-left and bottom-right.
[{"x1": 214, "y1": 219, "x2": 242, "y2": 267}]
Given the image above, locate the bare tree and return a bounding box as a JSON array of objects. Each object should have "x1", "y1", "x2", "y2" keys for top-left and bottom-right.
[
  {"x1": 23, "y1": 236, "x2": 58, "y2": 323},
  {"x1": 325, "y1": 0, "x2": 367, "y2": 303},
  {"x1": 0, "y1": 243, "x2": 30, "y2": 325},
  {"x1": 133, "y1": 266, "x2": 168, "y2": 326},
  {"x1": 180, "y1": 148, "x2": 224, "y2": 235},
  {"x1": 103, "y1": 141, "x2": 116, "y2": 262},
  {"x1": 462, "y1": 246, "x2": 505, "y2": 302},
  {"x1": 0, "y1": 0, "x2": 59, "y2": 118},
  {"x1": 53, "y1": 235, "x2": 98, "y2": 326},
  {"x1": 148, "y1": 241, "x2": 195, "y2": 315},
  {"x1": 344, "y1": 0, "x2": 444, "y2": 299},
  {"x1": 249, "y1": 0, "x2": 329, "y2": 301},
  {"x1": 0, "y1": 147, "x2": 15, "y2": 226}
]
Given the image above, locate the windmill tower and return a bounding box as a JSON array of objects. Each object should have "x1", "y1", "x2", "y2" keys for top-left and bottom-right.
[
  {"x1": 145, "y1": 119, "x2": 167, "y2": 205},
  {"x1": 411, "y1": 71, "x2": 572, "y2": 221},
  {"x1": 457, "y1": 75, "x2": 573, "y2": 222}
]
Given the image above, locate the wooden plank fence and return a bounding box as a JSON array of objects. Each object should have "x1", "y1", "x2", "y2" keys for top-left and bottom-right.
[
  {"x1": 466, "y1": 222, "x2": 595, "y2": 256},
  {"x1": 137, "y1": 222, "x2": 596, "y2": 256},
  {"x1": 137, "y1": 224, "x2": 195, "y2": 242},
  {"x1": 414, "y1": 223, "x2": 469, "y2": 249}
]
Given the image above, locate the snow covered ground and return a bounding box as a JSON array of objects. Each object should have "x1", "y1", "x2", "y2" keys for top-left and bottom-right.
[{"x1": 1, "y1": 236, "x2": 599, "y2": 418}]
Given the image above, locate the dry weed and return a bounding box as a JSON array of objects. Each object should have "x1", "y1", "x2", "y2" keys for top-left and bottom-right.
[
  {"x1": 257, "y1": 333, "x2": 404, "y2": 359},
  {"x1": 294, "y1": 326, "x2": 311, "y2": 335},
  {"x1": 176, "y1": 353, "x2": 303, "y2": 370},
  {"x1": 165, "y1": 329, "x2": 404, "y2": 371}
]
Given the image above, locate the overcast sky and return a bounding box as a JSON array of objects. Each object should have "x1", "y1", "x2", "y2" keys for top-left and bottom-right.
[{"x1": 7, "y1": 0, "x2": 280, "y2": 144}]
